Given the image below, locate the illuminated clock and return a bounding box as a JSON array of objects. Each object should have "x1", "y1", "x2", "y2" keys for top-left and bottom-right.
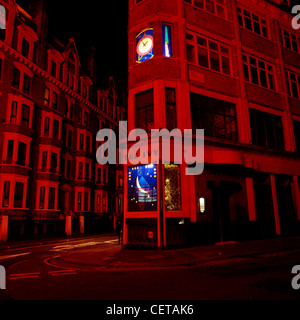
[
  {"x1": 136, "y1": 27, "x2": 154, "y2": 64},
  {"x1": 137, "y1": 35, "x2": 154, "y2": 56}
]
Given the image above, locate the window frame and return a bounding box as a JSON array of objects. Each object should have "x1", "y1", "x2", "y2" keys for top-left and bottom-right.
[
  {"x1": 242, "y1": 54, "x2": 276, "y2": 91},
  {"x1": 185, "y1": 31, "x2": 232, "y2": 76}
]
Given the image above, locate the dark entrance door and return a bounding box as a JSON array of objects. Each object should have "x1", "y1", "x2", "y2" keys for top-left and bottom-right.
[
  {"x1": 276, "y1": 176, "x2": 297, "y2": 236},
  {"x1": 208, "y1": 181, "x2": 241, "y2": 243}
]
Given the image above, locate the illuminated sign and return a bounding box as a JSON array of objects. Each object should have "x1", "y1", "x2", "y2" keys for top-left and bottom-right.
[
  {"x1": 128, "y1": 164, "x2": 157, "y2": 211},
  {"x1": 136, "y1": 27, "x2": 154, "y2": 63},
  {"x1": 162, "y1": 25, "x2": 172, "y2": 57}
]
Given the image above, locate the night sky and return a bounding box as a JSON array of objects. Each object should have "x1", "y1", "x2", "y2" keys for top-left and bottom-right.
[
  {"x1": 47, "y1": 1, "x2": 128, "y2": 83},
  {"x1": 18, "y1": 0, "x2": 128, "y2": 85}
]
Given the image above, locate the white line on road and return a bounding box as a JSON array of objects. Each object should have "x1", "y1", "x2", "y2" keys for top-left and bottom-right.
[
  {"x1": 9, "y1": 272, "x2": 40, "y2": 280},
  {"x1": 0, "y1": 252, "x2": 31, "y2": 260},
  {"x1": 51, "y1": 239, "x2": 118, "y2": 252}
]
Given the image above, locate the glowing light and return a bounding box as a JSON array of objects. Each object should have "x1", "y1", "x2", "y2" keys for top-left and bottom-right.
[{"x1": 199, "y1": 198, "x2": 205, "y2": 213}]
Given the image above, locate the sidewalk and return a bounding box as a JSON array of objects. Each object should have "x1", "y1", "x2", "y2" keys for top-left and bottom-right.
[{"x1": 54, "y1": 236, "x2": 300, "y2": 270}]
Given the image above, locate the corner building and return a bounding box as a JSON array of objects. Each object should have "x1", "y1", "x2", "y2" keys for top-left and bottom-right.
[
  {"x1": 0, "y1": 0, "x2": 125, "y2": 242},
  {"x1": 124, "y1": 0, "x2": 300, "y2": 248}
]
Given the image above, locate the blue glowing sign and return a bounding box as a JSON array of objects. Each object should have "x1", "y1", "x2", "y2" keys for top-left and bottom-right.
[
  {"x1": 136, "y1": 27, "x2": 154, "y2": 64},
  {"x1": 162, "y1": 25, "x2": 172, "y2": 58},
  {"x1": 128, "y1": 164, "x2": 157, "y2": 211}
]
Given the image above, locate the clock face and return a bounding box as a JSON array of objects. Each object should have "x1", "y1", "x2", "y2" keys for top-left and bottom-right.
[
  {"x1": 136, "y1": 27, "x2": 154, "y2": 64},
  {"x1": 137, "y1": 35, "x2": 154, "y2": 56}
]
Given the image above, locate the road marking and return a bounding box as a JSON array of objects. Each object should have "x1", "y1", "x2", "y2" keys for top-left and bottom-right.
[
  {"x1": 9, "y1": 272, "x2": 40, "y2": 280},
  {"x1": 51, "y1": 239, "x2": 118, "y2": 252},
  {"x1": 0, "y1": 252, "x2": 31, "y2": 260}
]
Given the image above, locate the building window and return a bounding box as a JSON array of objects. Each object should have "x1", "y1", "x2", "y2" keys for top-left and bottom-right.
[
  {"x1": 77, "y1": 192, "x2": 82, "y2": 211},
  {"x1": 79, "y1": 134, "x2": 84, "y2": 150},
  {"x1": 44, "y1": 117, "x2": 50, "y2": 136},
  {"x1": 242, "y1": 54, "x2": 275, "y2": 90},
  {"x1": 96, "y1": 195, "x2": 101, "y2": 212},
  {"x1": 21, "y1": 104, "x2": 30, "y2": 128},
  {"x1": 2, "y1": 181, "x2": 10, "y2": 207},
  {"x1": 10, "y1": 101, "x2": 17, "y2": 123},
  {"x1": 14, "y1": 182, "x2": 24, "y2": 208},
  {"x1": 136, "y1": 89, "x2": 154, "y2": 133},
  {"x1": 249, "y1": 108, "x2": 285, "y2": 150},
  {"x1": 42, "y1": 151, "x2": 47, "y2": 171},
  {"x1": 103, "y1": 168, "x2": 107, "y2": 184},
  {"x1": 84, "y1": 111, "x2": 88, "y2": 127},
  {"x1": 190, "y1": 93, "x2": 237, "y2": 141},
  {"x1": 23, "y1": 73, "x2": 31, "y2": 95},
  {"x1": 162, "y1": 24, "x2": 172, "y2": 57},
  {"x1": 102, "y1": 194, "x2": 107, "y2": 212},
  {"x1": 50, "y1": 152, "x2": 58, "y2": 173},
  {"x1": 21, "y1": 38, "x2": 30, "y2": 58},
  {"x1": 67, "y1": 130, "x2": 73, "y2": 148},
  {"x1": 286, "y1": 71, "x2": 300, "y2": 99},
  {"x1": 165, "y1": 88, "x2": 176, "y2": 131},
  {"x1": 293, "y1": 120, "x2": 300, "y2": 152},
  {"x1": 85, "y1": 163, "x2": 90, "y2": 180},
  {"x1": 279, "y1": 28, "x2": 300, "y2": 54},
  {"x1": 52, "y1": 92, "x2": 58, "y2": 110},
  {"x1": 48, "y1": 187, "x2": 55, "y2": 210},
  {"x1": 39, "y1": 187, "x2": 45, "y2": 209},
  {"x1": 51, "y1": 60, "x2": 57, "y2": 78},
  {"x1": 78, "y1": 162, "x2": 83, "y2": 179},
  {"x1": 45, "y1": 87, "x2": 59, "y2": 110},
  {"x1": 185, "y1": 32, "x2": 231, "y2": 75},
  {"x1": 12, "y1": 68, "x2": 21, "y2": 89},
  {"x1": 184, "y1": 0, "x2": 226, "y2": 19},
  {"x1": 237, "y1": 8, "x2": 268, "y2": 38},
  {"x1": 84, "y1": 192, "x2": 89, "y2": 211},
  {"x1": 164, "y1": 164, "x2": 181, "y2": 211},
  {"x1": 45, "y1": 88, "x2": 50, "y2": 106},
  {"x1": 6, "y1": 140, "x2": 14, "y2": 164},
  {"x1": 97, "y1": 168, "x2": 101, "y2": 184},
  {"x1": 79, "y1": 107, "x2": 83, "y2": 124},
  {"x1": 17, "y1": 142, "x2": 27, "y2": 166},
  {"x1": 53, "y1": 119, "x2": 59, "y2": 139}
]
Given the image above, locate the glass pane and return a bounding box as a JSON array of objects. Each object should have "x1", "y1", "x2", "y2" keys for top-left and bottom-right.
[
  {"x1": 198, "y1": 47, "x2": 209, "y2": 68},
  {"x1": 259, "y1": 69, "x2": 267, "y2": 88},
  {"x1": 194, "y1": 0, "x2": 204, "y2": 9},
  {"x1": 221, "y1": 56, "x2": 230, "y2": 75},
  {"x1": 164, "y1": 164, "x2": 181, "y2": 211},
  {"x1": 210, "y1": 52, "x2": 220, "y2": 71},
  {"x1": 186, "y1": 43, "x2": 195, "y2": 63},
  {"x1": 206, "y1": 0, "x2": 215, "y2": 14},
  {"x1": 250, "y1": 66, "x2": 259, "y2": 84}
]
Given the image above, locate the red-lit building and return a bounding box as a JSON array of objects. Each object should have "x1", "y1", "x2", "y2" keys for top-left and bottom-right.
[
  {"x1": 0, "y1": 0, "x2": 125, "y2": 242},
  {"x1": 123, "y1": 0, "x2": 300, "y2": 248}
]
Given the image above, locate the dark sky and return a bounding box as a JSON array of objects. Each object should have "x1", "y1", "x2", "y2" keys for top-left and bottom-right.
[{"x1": 47, "y1": 1, "x2": 128, "y2": 84}]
